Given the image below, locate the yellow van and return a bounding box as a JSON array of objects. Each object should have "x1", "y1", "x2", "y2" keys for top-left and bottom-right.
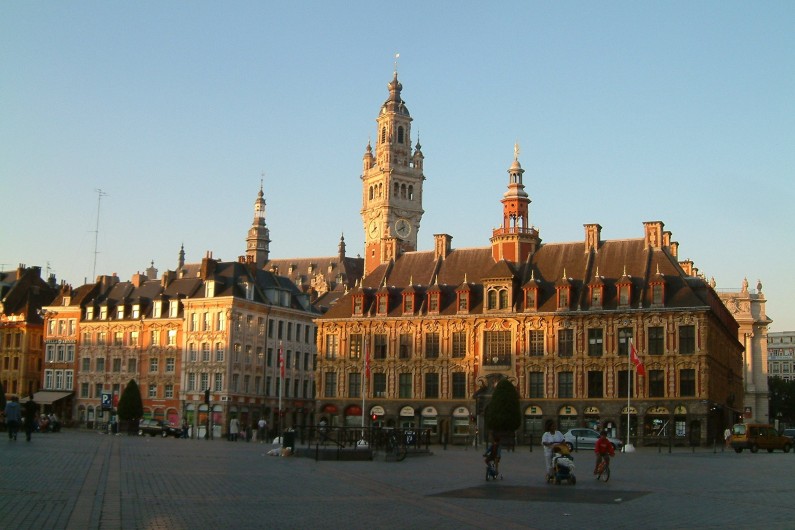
[{"x1": 731, "y1": 423, "x2": 792, "y2": 453}]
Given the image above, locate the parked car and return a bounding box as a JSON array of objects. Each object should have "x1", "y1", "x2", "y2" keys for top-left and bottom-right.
[
  {"x1": 563, "y1": 428, "x2": 624, "y2": 452},
  {"x1": 731, "y1": 423, "x2": 792, "y2": 453},
  {"x1": 138, "y1": 419, "x2": 181, "y2": 438},
  {"x1": 781, "y1": 428, "x2": 795, "y2": 441}
]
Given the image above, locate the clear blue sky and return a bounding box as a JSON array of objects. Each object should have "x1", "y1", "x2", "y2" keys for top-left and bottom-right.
[{"x1": 2, "y1": 2, "x2": 793, "y2": 330}]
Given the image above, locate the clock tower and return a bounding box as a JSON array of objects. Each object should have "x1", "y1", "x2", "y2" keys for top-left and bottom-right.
[
  {"x1": 361, "y1": 71, "x2": 425, "y2": 275},
  {"x1": 246, "y1": 183, "x2": 271, "y2": 268}
]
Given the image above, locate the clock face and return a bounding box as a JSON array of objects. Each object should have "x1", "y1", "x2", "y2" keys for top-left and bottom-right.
[
  {"x1": 368, "y1": 220, "x2": 379, "y2": 237},
  {"x1": 395, "y1": 218, "x2": 411, "y2": 238}
]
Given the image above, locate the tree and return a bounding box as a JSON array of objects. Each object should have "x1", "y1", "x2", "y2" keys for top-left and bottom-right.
[
  {"x1": 117, "y1": 379, "x2": 143, "y2": 421},
  {"x1": 769, "y1": 376, "x2": 795, "y2": 426},
  {"x1": 484, "y1": 379, "x2": 521, "y2": 433}
]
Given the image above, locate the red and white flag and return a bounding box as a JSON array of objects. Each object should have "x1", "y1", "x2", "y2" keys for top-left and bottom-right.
[
  {"x1": 630, "y1": 339, "x2": 646, "y2": 376},
  {"x1": 278, "y1": 342, "x2": 285, "y2": 378}
]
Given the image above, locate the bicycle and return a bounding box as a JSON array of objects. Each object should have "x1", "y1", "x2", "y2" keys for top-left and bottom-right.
[
  {"x1": 384, "y1": 429, "x2": 408, "y2": 462},
  {"x1": 595, "y1": 458, "x2": 610, "y2": 482}
]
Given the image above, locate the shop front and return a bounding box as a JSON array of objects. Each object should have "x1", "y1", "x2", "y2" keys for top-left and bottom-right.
[
  {"x1": 523, "y1": 405, "x2": 543, "y2": 445},
  {"x1": 420, "y1": 406, "x2": 438, "y2": 438},
  {"x1": 399, "y1": 405, "x2": 416, "y2": 429},
  {"x1": 558, "y1": 405, "x2": 578, "y2": 433},
  {"x1": 451, "y1": 406, "x2": 472, "y2": 445}
]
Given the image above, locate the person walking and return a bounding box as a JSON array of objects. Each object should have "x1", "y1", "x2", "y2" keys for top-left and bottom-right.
[
  {"x1": 229, "y1": 417, "x2": 240, "y2": 442},
  {"x1": 724, "y1": 427, "x2": 732, "y2": 449},
  {"x1": 257, "y1": 418, "x2": 267, "y2": 443},
  {"x1": 5, "y1": 396, "x2": 21, "y2": 441},
  {"x1": 541, "y1": 420, "x2": 565, "y2": 480},
  {"x1": 23, "y1": 395, "x2": 38, "y2": 442}
]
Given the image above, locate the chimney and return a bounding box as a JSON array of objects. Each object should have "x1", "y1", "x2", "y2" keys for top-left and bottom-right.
[
  {"x1": 584, "y1": 224, "x2": 602, "y2": 252},
  {"x1": 434, "y1": 234, "x2": 453, "y2": 260},
  {"x1": 643, "y1": 221, "x2": 664, "y2": 250},
  {"x1": 131, "y1": 272, "x2": 147, "y2": 287}
]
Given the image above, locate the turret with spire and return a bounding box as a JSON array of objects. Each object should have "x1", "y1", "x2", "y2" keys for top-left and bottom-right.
[
  {"x1": 490, "y1": 144, "x2": 541, "y2": 263},
  {"x1": 246, "y1": 179, "x2": 271, "y2": 269}
]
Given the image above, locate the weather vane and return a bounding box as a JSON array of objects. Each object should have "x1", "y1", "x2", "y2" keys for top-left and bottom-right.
[
  {"x1": 514, "y1": 142, "x2": 520, "y2": 161},
  {"x1": 394, "y1": 52, "x2": 400, "y2": 75}
]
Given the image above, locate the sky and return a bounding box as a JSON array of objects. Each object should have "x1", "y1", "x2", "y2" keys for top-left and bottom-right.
[{"x1": 2, "y1": 2, "x2": 793, "y2": 330}]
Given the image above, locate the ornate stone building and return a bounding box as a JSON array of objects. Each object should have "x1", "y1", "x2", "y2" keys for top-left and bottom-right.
[
  {"x1": 314, "y1": 73, "x2": 745, "y2": 447},
  {"x1": 717, "y1": 279, "x2": 771, "y2": 423}
]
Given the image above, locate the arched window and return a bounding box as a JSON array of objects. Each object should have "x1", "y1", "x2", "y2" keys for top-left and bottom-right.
[
  {"x1": 381, "y1": 126, "x2": 387, "y2": 144},
  {"x1": 394, "y1": 182, "x2": 399, "y2": 197},
  {"x1": 408, "y1": 185, "x2": 414, "y2": 200},
  {"x1": 499, "y1": 289, "x2": 509, "y2": 309},
  {"x1": 398, "y1": 126, "x2": 404, "y2": 143},
  {"x1": 488, "y1": 290, "x2": 498, "y2": 310},
  {"x1": 401, "y1": 184, "x2": 406, "y2": 199},
  {"x1": 369, "y1": 186, "x2": 374, "y2": 200}
]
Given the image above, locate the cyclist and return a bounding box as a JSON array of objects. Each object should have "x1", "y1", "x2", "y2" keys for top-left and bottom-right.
[{"x1": 593, "y1": 430, "x2": 615, "y2": 475}]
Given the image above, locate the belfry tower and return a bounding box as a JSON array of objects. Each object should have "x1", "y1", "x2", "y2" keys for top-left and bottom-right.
[
  {"x1": 361, "y1": 70, "x2": 425, "y2": 275},
  {"x1": 246, "y1": 182, "x2": 271, "y2": 268}
]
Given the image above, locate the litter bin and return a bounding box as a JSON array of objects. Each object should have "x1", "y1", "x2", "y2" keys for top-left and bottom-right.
[{"x1": 282, "y1": 430, "x2": 296, "y2": 452}]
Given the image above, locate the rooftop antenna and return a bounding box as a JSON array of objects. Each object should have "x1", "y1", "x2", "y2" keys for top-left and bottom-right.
[{"x1": 91, "y1": 188, "x2": 108, "y2": 281}]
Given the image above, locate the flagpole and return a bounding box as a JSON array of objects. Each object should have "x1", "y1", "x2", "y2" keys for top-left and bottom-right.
[
  {"x1": 626, "y1": 338, "x2": 636, "y2": 452},
  {"x1": 362, "y1": 338, "x2": 366, "y2": 430},
  {"x1": 278, "y1": 340, "x2": 283, "y2": 432}
]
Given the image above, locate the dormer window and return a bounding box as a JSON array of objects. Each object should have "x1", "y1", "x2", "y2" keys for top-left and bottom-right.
[
  {"x1": 132, "y1": 305, "x2": 140, "y2": 319},
  {"x1": 377, "y1": 294, "x2": 388, "y2": 315},
  {"x1": 457, "y1": 292, "x2": 469, "y2": 312},
  {"x1": 487, "y1": 286, "x2": 510, "y2": 310},
  {"x1": 99, "y1": 307, "x2": 107, "y2": 320},
  {"x1": 590, "y1": 286, "x2": 602, "y2": 308},
  {"x1": 353, "y1": 296, "x2": 363, "y2": 316},
  {"x1": 153, "y1": 301, "x2": 162, "y2": 318},
  {"x1": 169, "y1": 300, "x2": 179, "y2": 318},
  {"x1": 618, "y1": 284, "x2": 631, "y2": 306},
  {"x1": 428, "y1": 292, "x2": 440, "y2": 313},
  {"x1": 403, "y1": 293, "x2": 414, "y2": 314},
  {"x1": 525, "y1": 288, "x2": 538, "y2": 311},
  {"x1": 116, "y1": 306, "x2": 125, "y2": 319},
  {"x1": 557, "y1": 288, "x2": 569, "y2": 310},
  {"x1": 650, "y1": 268, "x2": 666, "y2": 307},
  {"x1": 206, "y1": 280, "x2": 215, "y2": 298},
  {"x1": 63, "y1": 296, "x2": 71, "y2": 306},
  {"x1": 652, "y1": 284, "x2": 663, "y2": 305},
  {"x1": 86, "y1": 307, "x2": 94, "y2": 320}
]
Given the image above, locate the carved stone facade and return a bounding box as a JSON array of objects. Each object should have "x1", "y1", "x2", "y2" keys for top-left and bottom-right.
[
  {"x1": 314, "y1": 75, "x2": 745, "y2": 447},
  {"x1": 718, "y1": 279, "x2": 771, "y2": 423}
]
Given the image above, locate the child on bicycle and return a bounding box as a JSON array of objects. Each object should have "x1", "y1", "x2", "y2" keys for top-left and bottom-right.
[
  {"x1": 484, "y1": 436, "x2": 502, "y2": 477},
  {"x1": 593, "y1": 430, "x2": 615, "y2": 474}
]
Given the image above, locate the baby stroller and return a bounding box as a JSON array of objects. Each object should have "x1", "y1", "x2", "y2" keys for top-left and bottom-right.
[{"x1": 547, "y1": 444, "x2": 576, "y2": 485}]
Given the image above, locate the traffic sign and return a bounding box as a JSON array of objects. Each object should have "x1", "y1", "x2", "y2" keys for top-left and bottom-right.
[{"x1": 101, "y1": 392, "x2": 112, "y2": 410}]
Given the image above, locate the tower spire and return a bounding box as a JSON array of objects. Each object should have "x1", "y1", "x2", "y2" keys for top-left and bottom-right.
[{"x1": 246, "y1": 177, "x2": 271, "y2": 268}]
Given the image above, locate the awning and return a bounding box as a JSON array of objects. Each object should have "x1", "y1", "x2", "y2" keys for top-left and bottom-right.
[{"x1": 24, "y1": 391, "x2": 73, "y2": 405}]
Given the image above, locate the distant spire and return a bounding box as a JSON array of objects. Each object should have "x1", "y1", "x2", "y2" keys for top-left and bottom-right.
[{"x1": 178, "y1": 244, "x2": 185, "y2": 269}]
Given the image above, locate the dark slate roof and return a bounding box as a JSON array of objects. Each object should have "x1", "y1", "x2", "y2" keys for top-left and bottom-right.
[{"x1": 319, "y1": 236, "x2": 725, "y2": 323}]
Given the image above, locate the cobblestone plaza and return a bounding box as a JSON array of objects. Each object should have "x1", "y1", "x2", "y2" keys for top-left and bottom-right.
[{"x1": 1, "y1": 430, "x2": 794, "y2": 529}]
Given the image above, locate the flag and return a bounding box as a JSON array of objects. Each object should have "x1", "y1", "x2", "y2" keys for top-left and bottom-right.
[
  {"x1": 278, "y1": 342, "x2": 284, "y2": 378},
  {"x1": 630, "y1": 339, "x2": 646, "y2": 376}
]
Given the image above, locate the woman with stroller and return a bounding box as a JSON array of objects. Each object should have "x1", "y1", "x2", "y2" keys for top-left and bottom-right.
[
  {"x1": 593, "y1": 430, "x2": 615, "y2": 475},
  {"x1": 542, "y1": 420, "x2": 565, "y2": 480}
]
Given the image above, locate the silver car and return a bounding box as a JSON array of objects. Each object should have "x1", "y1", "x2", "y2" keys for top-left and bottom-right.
[{"x1": 563, "y1": 428, "x2": 624, "y2": 451}]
